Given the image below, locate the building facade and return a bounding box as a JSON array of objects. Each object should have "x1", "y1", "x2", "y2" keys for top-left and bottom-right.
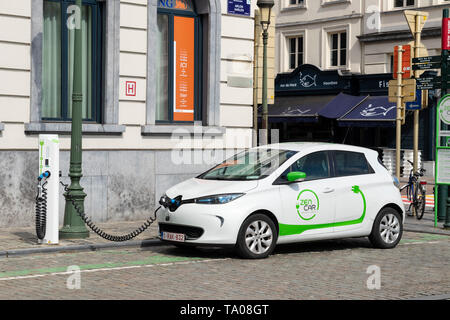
[
  {"x1": 273, "y1": 0, "x2": 448, "y2": 168},
  {"x1": 275, "y1": 0, "x2": 447, "y2": 75},
  {"x1": 0, "y1": 0, "x2": 262, "y2": 227}
]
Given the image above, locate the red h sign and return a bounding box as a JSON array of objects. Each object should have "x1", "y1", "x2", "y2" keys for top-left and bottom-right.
[{"x1": 125, "y1": 81, "x2": 136, "y2": 97}]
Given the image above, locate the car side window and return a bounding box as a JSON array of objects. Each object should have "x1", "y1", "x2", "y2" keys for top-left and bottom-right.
[
  {"x1": 280, "y1": 151, "x2": 331, "y2": 181},
  {"x1": 334, "y1": 151, "x2": 373, "y2": 177}
]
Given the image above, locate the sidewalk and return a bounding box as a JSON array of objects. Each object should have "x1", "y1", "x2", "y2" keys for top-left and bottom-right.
[
  {"x1": 0, "y1": 220, "x2": 162, "y2": 257},
  {"x1": 1, "y1": 208, "x2": 449, "y2": 258}
]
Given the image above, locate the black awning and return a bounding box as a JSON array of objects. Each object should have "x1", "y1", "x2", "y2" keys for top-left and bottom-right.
[
  {"x1": 260, "y1": 95, "x2": 336, "y2": 123},
  {"x1": 319, "y1": 93, "x2": 369, "y2": 119},
  {"x1": 338, "y1": 96, "x2": 397, "y2": 127}
]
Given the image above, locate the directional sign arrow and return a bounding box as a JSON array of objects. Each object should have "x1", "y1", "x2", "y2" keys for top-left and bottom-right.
[
  {"x1": 412, "y1": 63, "x2": 441, "y2": 70},
  {"x1": 413, "y1": 55, "x2": 441, "y2": 64}
]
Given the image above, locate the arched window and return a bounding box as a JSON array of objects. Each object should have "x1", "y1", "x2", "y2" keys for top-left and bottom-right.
[{"x1": 156, "y1": 0, "x2": 201, "y2": 123}]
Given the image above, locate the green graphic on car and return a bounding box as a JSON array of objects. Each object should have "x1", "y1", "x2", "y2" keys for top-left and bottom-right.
[
  {"x1": 296, "y1": 189, "x2": 320, "y2": 221},
  {"x1": 280, "y1": 185, "x2": 366, "y2": 236}
]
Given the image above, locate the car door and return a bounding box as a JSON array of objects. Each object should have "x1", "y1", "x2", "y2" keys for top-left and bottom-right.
[
  {"x1": 277, "y1": 151, "x2": 336, "y2": 239},
  {"x1": 330, "y1": 150, "x2": 376, "y2": 232}
]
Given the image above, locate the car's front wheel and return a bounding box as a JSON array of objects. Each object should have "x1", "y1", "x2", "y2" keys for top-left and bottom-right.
[
  {"x1": 369, "y1": 207, "x2": 403, "y2": 249},
  {"x1": 235, "y1": 214, "x2": 278, "y2": 259}
]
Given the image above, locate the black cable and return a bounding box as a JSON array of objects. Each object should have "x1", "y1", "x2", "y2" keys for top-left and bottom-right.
[
  {"x1": 35, "y1": 181, "x2": 48, "y2": 240},
  {"x1": 60, "y1": 181, "x2": 160, "y2": 242}
]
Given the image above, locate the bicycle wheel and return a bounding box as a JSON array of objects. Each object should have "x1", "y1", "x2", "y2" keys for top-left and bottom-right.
[{"x1": 412, "y1": 183, "x2": 426, "y2": 220}]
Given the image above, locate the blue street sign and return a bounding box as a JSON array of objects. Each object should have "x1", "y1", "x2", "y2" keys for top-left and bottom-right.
[
  {"x1": 227, "y1": 0, "x2": 251, "y2": 16},
  {"x1": 406, "y1": 89, "x2": 422, "y2": 110}
]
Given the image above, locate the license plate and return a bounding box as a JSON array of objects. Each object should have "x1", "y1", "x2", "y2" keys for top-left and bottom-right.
[{"x1": 161, "y1": 232, "x2": 185, "y2": 242}]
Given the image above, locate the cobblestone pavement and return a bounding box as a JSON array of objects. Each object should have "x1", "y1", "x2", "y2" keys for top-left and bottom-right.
[{"x1": 0, "y1": 231, "x2": 449, "y2": 300}]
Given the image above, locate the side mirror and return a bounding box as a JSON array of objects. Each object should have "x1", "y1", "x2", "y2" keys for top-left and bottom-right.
[{"x1": 287, "y1": 171, "x2": 306, "y2": 183}]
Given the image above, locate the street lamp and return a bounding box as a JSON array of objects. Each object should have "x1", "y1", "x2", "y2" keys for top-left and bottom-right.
[
  {"x1": 60, "y1": 0, "x2": 89, "y2": 239},
  {"x1": 257, "y1": 0, "x2": 274, "y2": 146}
]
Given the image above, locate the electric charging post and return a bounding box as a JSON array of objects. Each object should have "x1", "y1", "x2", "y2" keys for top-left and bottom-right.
[{"x1": 60, "y1": 0, "x2": 89, "y2": 239}]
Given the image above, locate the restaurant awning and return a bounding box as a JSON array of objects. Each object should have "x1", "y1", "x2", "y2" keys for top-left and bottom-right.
[
  {"x1": 262, "y1": 95, "x2": 336, "y2": 123},
  {"x1": 319, "y1": 93, "x2": 369, "y2": 119},
  {"x1": 337, "y1": 96, "x2": 397, "y2": 127}
]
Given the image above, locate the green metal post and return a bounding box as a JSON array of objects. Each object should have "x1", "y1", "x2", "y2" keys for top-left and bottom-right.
[
  {"x1": 438, "y1": 9, "x2": 449, "y2": 224},
  {"x1": 60, "y1": 0, "x2": 89, "y2": 239}
]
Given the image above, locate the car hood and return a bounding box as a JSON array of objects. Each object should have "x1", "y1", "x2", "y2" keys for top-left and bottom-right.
[{"x1": 165, "y1": 178, "x2": 259, "y2": 200}]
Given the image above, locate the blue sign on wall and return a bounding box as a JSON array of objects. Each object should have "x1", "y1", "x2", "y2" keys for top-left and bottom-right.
[{"x1": 228, "y1": 0, "x2": 251, "y2": 16}]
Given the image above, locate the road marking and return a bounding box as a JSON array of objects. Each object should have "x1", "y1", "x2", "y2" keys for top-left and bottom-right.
[{"x1": 0, "y1": 257, "x2": 229, "y2": 282}]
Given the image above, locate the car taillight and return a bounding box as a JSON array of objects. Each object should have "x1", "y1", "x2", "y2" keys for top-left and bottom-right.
[{"x1": 420, "y1": 181, "x2": 427, "y2": 185}]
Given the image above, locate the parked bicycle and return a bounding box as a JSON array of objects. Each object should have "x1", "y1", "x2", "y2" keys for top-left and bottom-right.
[{"x1": 400, "y1": 160, "x2": 427, "y2": 220}]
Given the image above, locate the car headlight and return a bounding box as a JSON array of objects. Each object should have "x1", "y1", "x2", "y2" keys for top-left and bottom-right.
[{"x1": 195, "y1": 193, "x2": 244, "y2": 204}]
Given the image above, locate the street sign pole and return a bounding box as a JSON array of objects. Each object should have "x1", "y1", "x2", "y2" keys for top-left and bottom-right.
[
  {"x1": 436, "y1": 9, "x2": 449, "y2": 226},
  {"x1": 413, "y1": 14, "x2": 421, "y2": 175},
  {"x1": 396, "y1": 46, "x2": 404, "y2": 180}
]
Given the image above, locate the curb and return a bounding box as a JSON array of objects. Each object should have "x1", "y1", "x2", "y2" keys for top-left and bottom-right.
[
  {"x1": 404, "y1": 227, "x2": 450, "y2": 236},
  {"x1": 0, "y1": 238, "x2": 164, "y2": 258}
]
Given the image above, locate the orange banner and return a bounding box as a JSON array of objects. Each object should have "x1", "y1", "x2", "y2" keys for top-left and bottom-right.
[{"x1": 173, "y1": 16, "x2": 195, "y2": 122}]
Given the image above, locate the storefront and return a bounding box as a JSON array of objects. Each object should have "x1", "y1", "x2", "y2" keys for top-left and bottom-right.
[{"x1": 266, "y1": 64, "x2": 437, "y2": 162}]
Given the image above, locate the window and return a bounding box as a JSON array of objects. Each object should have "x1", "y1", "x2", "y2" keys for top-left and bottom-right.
[
  {"x1": 394, "y1": 0, "x2": 414, "y2": 7},
  {"x1": 281, "y1": 151, "x2": 331, "y2": 181},
  {"x1": 42, "y1": 0, "x2": 103, "y2": 123},
  {"x1": 288, "y1": 36, "x2": 304, "y2": 70},
  {"x1": 156, "y1": 0, "x2": 201, "y2": 123},
  {"x1": 330, "y1": 31, "x2": 347, "y2": 67},
  {"x1": 334, "y1": 151, "x2": 373, "y2": 177},
  {"x1": 198, "y1": 149, "x2": 297, "y2": 181},
  {"x1": 289, "y1": 0, "x2": 305, "y2": 5}
]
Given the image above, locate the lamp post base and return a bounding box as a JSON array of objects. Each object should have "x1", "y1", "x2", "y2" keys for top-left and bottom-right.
[{"x1": 59, "y1": 226, "x2": 90, "y2": 239}]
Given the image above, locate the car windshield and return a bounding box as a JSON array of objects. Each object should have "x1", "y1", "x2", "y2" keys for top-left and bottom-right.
[{"x1": 197, "y1": 149, "x2": 298, "y2": 181}]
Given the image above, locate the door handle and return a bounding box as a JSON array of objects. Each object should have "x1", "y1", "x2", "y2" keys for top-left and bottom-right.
[{"x1": 323, "y1": 187, "x2": 335, "y2": 194}]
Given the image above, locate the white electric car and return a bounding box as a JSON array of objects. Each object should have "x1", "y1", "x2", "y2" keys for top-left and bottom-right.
[{"x1": 157, "y1": 143, "x2": 405, "y2": 259}]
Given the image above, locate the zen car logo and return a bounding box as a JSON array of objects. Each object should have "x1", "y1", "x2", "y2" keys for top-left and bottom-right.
[{"x1": 296, "y1": 189, "x2": 319, "y2": 221}]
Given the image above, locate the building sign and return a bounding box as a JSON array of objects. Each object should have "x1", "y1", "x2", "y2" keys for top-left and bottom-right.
[
  {"x1": 275, "y1": 64, "x2": 351, "y2": 94},
  {"x1": 227, "y1": 0, "x2": 251, "y2": 16},
  {"x1": 159, "y1": 0, "x2": 193, "y2": 11},
  {"x1": 439, "y1": 94, "x2": 450, "y2": 125},
  {"x1": 173, "y1": 16, "x2": 195, "y2": 122},
  {"x1": 442, "y1": 17, "x2": 450, "y2": 50},
  {"x1": 125, "y1": 81, "x2": 136, "y2": 97},
  {"x1": 437, "y1": 148, "x2": 450, "y2": 184}
]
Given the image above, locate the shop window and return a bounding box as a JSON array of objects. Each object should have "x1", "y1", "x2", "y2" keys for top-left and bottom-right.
[
  {"x1": 156, "y1": 0, "x2": 201, "y2": 123},
  {"x1": 42, "y1": 0, "x2": 103, "y2": 123}
]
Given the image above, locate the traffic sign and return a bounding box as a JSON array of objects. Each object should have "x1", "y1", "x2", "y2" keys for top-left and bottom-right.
[
  {"x1": 406, "y1": 90, "x2": 422, "y2": 110},
  {"x1": 413, "y1": 55, "x2": 441, "y2": 64},
  {"x1": 393, "y1": 45, "x2": 412, "y2": 79},
  {"x1": 416, "y1": 76, "x2": 442, "y2": 90},
  {"x1": 404, "y1": 10, "x2": 428, "y2": 35},
  {"x1": 443, "y1": 17, "x2": 450, "y2": 50},
  {"x1": 388, "y1": 78, "x2": 416, "y2": 103}
]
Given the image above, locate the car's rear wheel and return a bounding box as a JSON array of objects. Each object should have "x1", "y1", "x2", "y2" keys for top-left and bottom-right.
[
  {"x1": 235, "y1": 214, "x2": 277, "y2": 259},
  {"x1": 369, "y1": 207, "x2": 403, "y2": 249}
]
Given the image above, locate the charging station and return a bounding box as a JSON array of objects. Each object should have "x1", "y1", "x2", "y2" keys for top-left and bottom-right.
[{"x1": 37, "y1": 134, "x2": 60, "y2": 244}]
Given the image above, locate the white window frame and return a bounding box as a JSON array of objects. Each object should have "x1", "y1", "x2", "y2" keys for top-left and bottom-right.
[
  {"x1": 280, "y1": 30, "x2": 307, "y2": 72},
  {"x1": 288, "y1": 36, "x2": 304, "y2": 70},
  {"x1": 392, "y1": 0, "x2": 416, "y2": 8},
  {"x1": 328, "y1": 31, "x2": 348, "y2": 69}
]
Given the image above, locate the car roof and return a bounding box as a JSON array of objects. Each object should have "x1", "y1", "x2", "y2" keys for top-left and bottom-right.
[{"x1": 254, "y1": 142, "x2": 376, "y2": 155}]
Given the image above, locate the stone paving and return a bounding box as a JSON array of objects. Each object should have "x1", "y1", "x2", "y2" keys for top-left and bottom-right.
[{"x1": 0, "y1": 231, "x2": 448, "y2": 300}]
